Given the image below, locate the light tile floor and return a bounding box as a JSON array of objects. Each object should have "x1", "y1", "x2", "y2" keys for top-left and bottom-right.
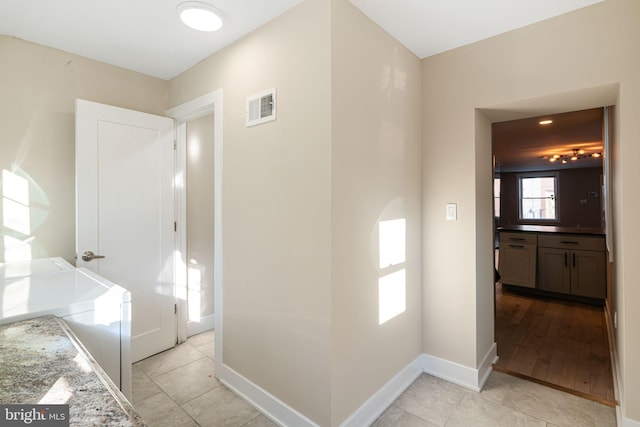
[
  {"x1": 132, "y1": 331, "x2": 617, "y2": 427},
  {"x1": 132, "y1": 330, "x2": 277, "y2": 427}
]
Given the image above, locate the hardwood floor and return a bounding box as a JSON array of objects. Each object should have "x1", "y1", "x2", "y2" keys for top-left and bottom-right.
[{"x1": 494, "y1": 281, "x2": 616, "y2": 406}]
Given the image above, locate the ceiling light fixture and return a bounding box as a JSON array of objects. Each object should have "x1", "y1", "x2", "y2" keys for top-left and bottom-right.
[
  {"x1": 545, "y1": 148, "x2": 602, "y2": 165},
  {"x1": 177, "y1": 1, "x2": 223, "y2": 32},
  {"x1": 539, "y1": 119, "x2": 553, "y2": 125}
]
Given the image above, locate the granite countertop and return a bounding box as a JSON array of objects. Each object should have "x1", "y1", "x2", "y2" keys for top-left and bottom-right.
[
  {"x1": 497, "y1": 225, "x2": 605, "y2": 236},
  {"x1": 0, "y1": 315, "x2": 145, "y2": 427}
]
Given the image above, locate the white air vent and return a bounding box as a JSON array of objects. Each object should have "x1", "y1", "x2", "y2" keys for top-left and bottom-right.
[{"x1": 246, "y1": 88, "x2": 276, "y2": 127}]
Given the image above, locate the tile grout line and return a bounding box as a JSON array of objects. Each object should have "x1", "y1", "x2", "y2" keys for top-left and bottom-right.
[
  {"x1": 131, "y1": 368, "x2": 164, "y2": 407},
  {"x1": 133, "y1": 368, "x2": 196, "y2": 426},
  {"x1": 132, "y1": 333, "x2": 217, "y2": 426}
]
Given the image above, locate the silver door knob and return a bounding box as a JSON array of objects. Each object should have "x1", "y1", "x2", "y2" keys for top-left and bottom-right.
[{"x1": 81, "y1": 251, "x2": 106, "y2": 262}]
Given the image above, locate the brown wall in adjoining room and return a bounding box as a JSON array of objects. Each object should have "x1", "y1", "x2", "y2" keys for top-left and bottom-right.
[{"x1": 498, "y1": 167, "x2": 603, "y2": 229}]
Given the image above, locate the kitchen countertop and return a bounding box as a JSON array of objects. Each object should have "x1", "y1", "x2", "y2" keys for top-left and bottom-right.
[
  {"x1": 0, "y1": 315, "x2": 145, "y2": 426},
  {"x1": 497, "y1": 225, "x2": 605, "y2": 236}
]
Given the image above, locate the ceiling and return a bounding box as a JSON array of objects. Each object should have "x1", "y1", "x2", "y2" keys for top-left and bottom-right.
[
  {"x1": 0, "y1": 0, "x2": 604, "y2": 80},
  {"x1": 350, "y1": 0, "x2": 604, "y2": 59},
  {"x1": 493, "y1": 108, "x2": 605, "y2": 173}
]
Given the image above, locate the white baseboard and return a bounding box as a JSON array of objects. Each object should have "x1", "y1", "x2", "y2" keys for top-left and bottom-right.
[
  {"x1": 186, "y1": 314, "x2": 215, "y2": 337},
  {"x1": 217, "y1": 363, "x2": 319, "y2": 427},
  {"x1": 421, "y1": 343, "x2": 497, "y2": 392},
  {"x1": 622, "y1": 416, "x2": 640, "y2": 427},
  {"x1": 604, "y1": 300, "x2": 629, "y2": 427},
  {"x1": 603, "y1": 301, "x2": 621, "y2": 402},
  {"x1": 478, "y1": 343, "x2": 498, "y2": 389},
  {"x1": 339, "y1": 356, "x2": 424, "y2": 427},
  {"x1": 217, "y1": 346, "x2": 498, "y2": 427}
]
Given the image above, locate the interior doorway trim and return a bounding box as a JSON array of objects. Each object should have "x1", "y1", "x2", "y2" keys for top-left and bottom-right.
[
  {"x1": 479, "y1": 82, "x2": 620, "y2": 422},
  {"x1": 166, "y1": 89, "x2": 223, "y2": 370}
]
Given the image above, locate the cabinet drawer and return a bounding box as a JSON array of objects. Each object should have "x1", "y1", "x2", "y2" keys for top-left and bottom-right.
[
  {"x1": 500, "y1": 232, "x2": 537, "y2": 246},
  {"x1": 498, "y1": 242, "x2": 536, "y2": 288},
  {"x1": 538, "y1": 234, "x2": 605, "y2": 251}
]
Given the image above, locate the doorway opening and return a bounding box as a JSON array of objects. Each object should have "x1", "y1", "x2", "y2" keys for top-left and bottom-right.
[
  {"x1": 184, "y1": 113, "x2": 215, "y2": 337},
  {"x1": 491, "y1": 107, "x2": 616, "y2": 406},
  {"x1": 167, "y1": 89, "x2": 223, "y2": 377}
]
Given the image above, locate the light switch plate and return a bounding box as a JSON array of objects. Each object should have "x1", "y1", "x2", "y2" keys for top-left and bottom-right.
[{"x1": 446, "y1": 203, "x2": 457, "y2": 221}]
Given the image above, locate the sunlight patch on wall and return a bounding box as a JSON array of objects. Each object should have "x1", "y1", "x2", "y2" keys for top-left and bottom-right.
[
  {"x1": 379, "y1": 269, "x2": 406, "y2": 325},
  {"x1": 2, "y1": 170, "x2": 30, "y2": 236},
  {"x1": 188, "y1": 136, "x2": 201, "y2": 162},
  {"x1": 3, "y1": 198, "x2": 30, "y2": 235},
  {"x1": 188, "y1": 259, "x2": 202, "y2": 322},
  {"x1": 378, "y1": 218, "x2": 407, "y2": 325},
  {"x1": 379, "y1": 218, "x2": 405, "y2": 268},
  {"x1": 2, "y1": 169, "x2": 33, "y2": 261}
]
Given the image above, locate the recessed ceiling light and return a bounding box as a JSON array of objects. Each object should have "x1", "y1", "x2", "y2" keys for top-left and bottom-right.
[
  {"x1": 177, "y1": 1, "x2": 223, "y2": 32},
  {"x1": 539, "y1": 119, "x2": 553, "y2": 125}
]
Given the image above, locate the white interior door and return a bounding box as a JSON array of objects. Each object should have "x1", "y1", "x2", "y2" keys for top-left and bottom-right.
[{"x1": 76, "y1": 99, "x2": 176, "y2": 362}]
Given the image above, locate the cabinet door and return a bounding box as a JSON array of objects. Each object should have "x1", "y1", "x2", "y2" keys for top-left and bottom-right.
[
  {"x1": 498, "y1": 243, "x2": 536, "y2": 288},
  {"x1": 571, "y1": 250, "x2": 606, "y2": 299},
  {"x1": 538, "y1": 247, "x2": 571, "y2": 294}
]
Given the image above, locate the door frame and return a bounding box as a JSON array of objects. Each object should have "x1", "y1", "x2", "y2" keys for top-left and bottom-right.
[
  {"x1": 482, "y1": 83, "x2": 619, "y2": 407},
  {"x1": 166, "y1": 90, "x2": 223, "y2": 365}
]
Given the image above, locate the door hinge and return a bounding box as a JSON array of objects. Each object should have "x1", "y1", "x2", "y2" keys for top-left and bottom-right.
[
  {"x1": 174, "y1": 304, "x2": 177, "y2": 314},
  {"x1": 173, "y1": 140, "x2": 177, "y2": 150},
  {"x1": 174, "y1": 221, "x2": 177, "y2": 232}
]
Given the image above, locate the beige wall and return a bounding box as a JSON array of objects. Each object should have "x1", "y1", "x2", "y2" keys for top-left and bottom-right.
[
  {"x1": 0, "y1": 36, "x2": 168, "y2": 264},
  {"x1": 474, "y1": 112, "x2": 495, "y2": 367},
  {"x1": 169, "y1": 0, "x2": 333, "y2": 424},
  {"x1": 186, "y1": 114, "x2": 215, "y2": 321},
  {"x1": 330, "y1": 0, "x2": 422, "y2": 424},
  {"x1": 5, "y1": 0, "x2": 639, "y2": 424},
  {"x1": 170, "y1": 0, "x2": 422, "y2": 424},
  {"x1": 421, "y1": 0, "x2": 640, "y2": 422}
]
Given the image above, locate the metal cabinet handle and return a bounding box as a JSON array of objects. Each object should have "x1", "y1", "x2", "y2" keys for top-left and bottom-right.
[
  {"x1": 560, "y1": 241, "x2": 579, "y2": 245},
  {"x1": 509, "y1": 237, "x2": 526, "y2": 241},
  {"x1": 509, "y1": 244, "x2": 525, "y2": 248},
  {"x1": 564, "y1": 252, "x2": 568, "y2": 267},
  {"x1": 81, "y1": 250, "x2": 106, "y2": 262},
  {"x1": 573, "y1": 252, "x2": 576, "y2": 268}
]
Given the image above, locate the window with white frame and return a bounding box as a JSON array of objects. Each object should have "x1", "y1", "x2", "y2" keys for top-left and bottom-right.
[
  {"x1": 518, "y1": 174, "x2": 558, "y2": 221},
  {"x1": 494, "y1": 177, "x2": 501, "y2": 218}
]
